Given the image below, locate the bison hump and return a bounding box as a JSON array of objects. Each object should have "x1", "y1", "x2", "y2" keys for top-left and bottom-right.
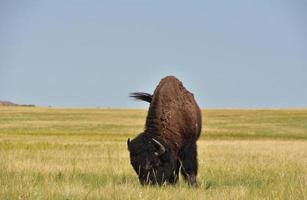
[{"x1": 145, "y1": 76, "x2": 200, "y2": 148}]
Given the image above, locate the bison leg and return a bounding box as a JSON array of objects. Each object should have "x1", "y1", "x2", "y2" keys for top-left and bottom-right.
[
  {"x1": 168, "y1": 159, "x2": 180, "y2": 184},
  {"x1": 179, "y1": 142, "x2": 198, "y2": 186}
]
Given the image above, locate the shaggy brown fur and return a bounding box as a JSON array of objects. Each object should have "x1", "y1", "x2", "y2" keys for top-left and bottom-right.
[
  {"x1": 128, "y1": 76, "x2": 202, "y2": 185},
  {"x1": 145, "y1": 76, "x2": 202, "y2": 151}
]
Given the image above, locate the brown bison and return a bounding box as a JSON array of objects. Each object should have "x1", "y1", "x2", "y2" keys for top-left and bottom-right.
[{"x1": 127, "y1": 76, "x2": 202, "y2": 185}]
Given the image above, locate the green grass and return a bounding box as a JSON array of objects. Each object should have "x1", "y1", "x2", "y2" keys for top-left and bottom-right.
[{"x1": 0, "y1": 107, "x2": 306, "y2": 199}]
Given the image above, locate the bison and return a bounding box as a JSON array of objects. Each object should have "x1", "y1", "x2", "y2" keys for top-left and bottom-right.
[{"x1": 127, "y1": 76, "x2": 202, "y2": 186}]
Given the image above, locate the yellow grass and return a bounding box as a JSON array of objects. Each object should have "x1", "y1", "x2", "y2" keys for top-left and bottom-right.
[{"x1": 0, "y1": 107, "x2": 306, "y2": 199}]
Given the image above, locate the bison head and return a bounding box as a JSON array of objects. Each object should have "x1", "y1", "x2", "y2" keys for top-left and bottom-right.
[{"x1": 127, "y1": 134, "x2": 177, "y2": 185}]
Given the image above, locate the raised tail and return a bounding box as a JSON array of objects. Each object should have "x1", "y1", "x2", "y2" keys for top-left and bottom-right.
[{"x1": 129, "y1": 92, "x2": 152, "y2": 103}]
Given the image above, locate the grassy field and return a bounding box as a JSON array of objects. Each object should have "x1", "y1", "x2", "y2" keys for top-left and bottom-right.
[{"x1": 0, "y1": 107, "x2": 306, "y2": 199}]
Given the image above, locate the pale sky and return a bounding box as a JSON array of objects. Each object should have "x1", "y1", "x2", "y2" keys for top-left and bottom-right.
[{"x1": 1, "y1": 0, "x2": 306, "y2": 108}]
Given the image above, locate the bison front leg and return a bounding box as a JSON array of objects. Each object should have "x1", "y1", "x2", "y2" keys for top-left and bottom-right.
[
  {"x1": 168, "y1": 159, "x2": 180, "y2": 184},
  {"x1": 179, "y1": 142, "x2": 198, "y2": 186}
]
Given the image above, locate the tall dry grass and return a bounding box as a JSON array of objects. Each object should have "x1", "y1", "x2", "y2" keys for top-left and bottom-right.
[{"x1": 0, "y1": 107, "x2": 306, "y2": 199}]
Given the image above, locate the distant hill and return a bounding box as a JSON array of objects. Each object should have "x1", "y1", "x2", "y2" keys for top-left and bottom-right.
[
  {"x1": 0, "y1": 100, "x2": 18, "y2": 106},
  {"x1": 0, "y1": 100, "x2": 35, "y2": 107}
]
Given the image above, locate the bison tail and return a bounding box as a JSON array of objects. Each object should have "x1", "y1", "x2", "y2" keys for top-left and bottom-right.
[{"x1": 129, "y1": 92, "x2": 152, "y2": 103}]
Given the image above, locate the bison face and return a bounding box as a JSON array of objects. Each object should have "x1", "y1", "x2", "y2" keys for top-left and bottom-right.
[{"x1": 127, "y1": 135, "x2": 177, "y2": 185}]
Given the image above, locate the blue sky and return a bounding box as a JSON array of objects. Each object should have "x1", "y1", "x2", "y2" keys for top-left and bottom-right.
[{"x1": 1, "y1": 0, "x2": 306, "y2": 108}]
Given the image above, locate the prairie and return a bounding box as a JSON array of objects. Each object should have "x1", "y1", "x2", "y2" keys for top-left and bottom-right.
[{"x1": 0, "y1": 107, "x2": 306, "y2": 199}]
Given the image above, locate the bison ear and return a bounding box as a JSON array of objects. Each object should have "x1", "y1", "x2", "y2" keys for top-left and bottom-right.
[
  {"x1": 152, "y1": 138, "x2": 166, "y2": 156},
  {"x1": 127, "y1": 138, "x2": 131, "y2": 151}
]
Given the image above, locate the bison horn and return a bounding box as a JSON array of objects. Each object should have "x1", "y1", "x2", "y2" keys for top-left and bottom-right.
[
  {"x1": 152, "y1": 138, "x2": 165, "y2": 155},
  {"x1": 127, "y1": 138, "x2": 130, "y2": 151}
]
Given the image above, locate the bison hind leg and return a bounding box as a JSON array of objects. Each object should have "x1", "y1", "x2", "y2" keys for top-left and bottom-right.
[{"x1": 179, "y1": 142, "x2": 198, "y2": 186}]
